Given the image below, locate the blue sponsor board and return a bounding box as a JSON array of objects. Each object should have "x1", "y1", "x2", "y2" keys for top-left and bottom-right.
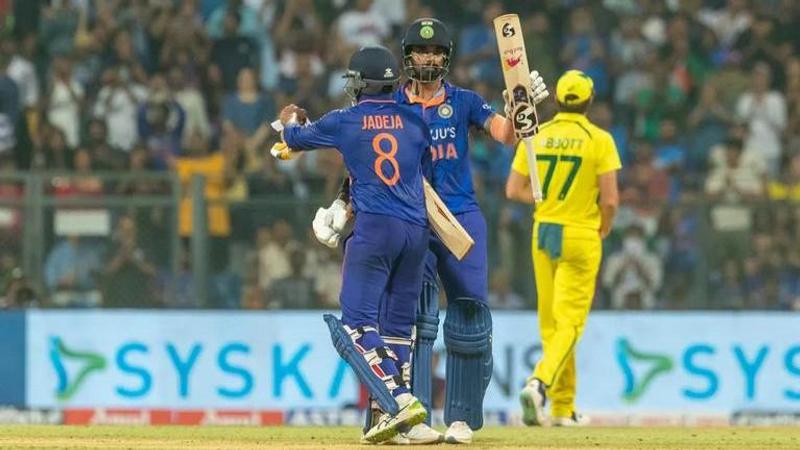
[{"x1": 17, "y1": 310, "x2": 800, "y2": 413}]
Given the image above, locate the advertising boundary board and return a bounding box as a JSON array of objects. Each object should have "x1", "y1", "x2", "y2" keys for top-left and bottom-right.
[{"x1": 5, "y1": 310, "x2": 799, "y2": 416}]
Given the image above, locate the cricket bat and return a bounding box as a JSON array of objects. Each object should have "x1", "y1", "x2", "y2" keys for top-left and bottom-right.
[
  {"x1": 423, "y1": 179, "x2": 474, "y2": 260},
  {"x1": 494, "y1": 14, "x2": 543, "y2": 203}
]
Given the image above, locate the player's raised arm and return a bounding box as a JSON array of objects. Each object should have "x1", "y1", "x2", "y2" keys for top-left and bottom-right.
[{"x1": 280, "y1": 106, "x2": 340, "y2": 151}]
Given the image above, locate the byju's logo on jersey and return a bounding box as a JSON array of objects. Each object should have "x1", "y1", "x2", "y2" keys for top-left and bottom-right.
[{"x1": 50, "y1": 337, "x2": 107, "y2": 400}]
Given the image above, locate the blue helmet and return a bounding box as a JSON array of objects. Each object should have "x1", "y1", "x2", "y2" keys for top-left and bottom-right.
[
  {"x1": 401, "y1": 18, "x2": 453, "y2": 82},
  {"x1": 343, "y1": 46, "x2": 400, "y2": 101}
]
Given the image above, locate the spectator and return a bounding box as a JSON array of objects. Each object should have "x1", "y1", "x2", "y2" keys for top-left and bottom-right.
[
  {"x1": 705, "y1": 137, "x2": 765, "y2": 270},
  {"x1": 736, "y1": 61, "x2": 787, "y2": 175},
  {"x1": 210, "y1": 8, "x2": 258, "y2": 92},
  {"x1": 51, "y1": 149, "x2": 103, "y2": 196},
  {"x1": 222, "y1": 67, "x2": 275, "y2": 138},
  {"x1": 101, "y1": 215, "x2": 158, "y2": 308},
  {"x1": 0, "y1": 53, "x2": 19, "y2": 157},
  {"x1": 711, "y1": 258, "x2": 747, "y2": 309},
  {"x1": 2, "y1": 37, "x2": 39, "y2": 111},
  {"x1": 653, "y1": 117, "x2": 687, "y2": 199},
  {"x1": 697, "y1": 0, "x2": 752, "y2": 50},
  {"x1": 38, "y1": 1, "x2": 80, "y2": 60},
  {"x1": 206, "y1": 0, "x2": 261, "y2": 40},
  {"x1": 335, "y1": 0, "x2": 389, "y2": 50},
  {"x1": 46, "y1": 56, "x2": 84, "y2": 148},
  {"x1": 686, "y1": 83, "x2": 733, "y2": 173},
  {"x1": 269, "y1": 247, "x2": 317, "y2": 309},
  {"x1": 619, "y1": 140, "x2": 670, "y2": 231},
  {"x1": 174, "y1": 133, "x2": 232, "y2": 274},
  {"x1": 767, "y1": 153, "x2": 800, "y2": 203},
  {"x1": 93, "y1": 66, "x2": 148, "y2": 152},
  {"x1": 458, "y1": 1, "x2": 503, "y2": 87},
  {"x1": 304, "y1": 237, "x2": 342, "y2": 309},
  {"x1": 602, "y1": 224, "x2": 663, "y2": 310},
  {"x1": 138, "y1": 74, "x2": 186, "y2": 169},
  {"x1": 85, "y1": 119, "x2": 128, "y2": 171},
  {"x1": 561, "y1": 5, "x2": 609, "y2": 97},
  {"x1": 168, "y1": 66, "x2": 211, "y2": 144},
  {"x1": 634, "y1": 60, "x2": 687, "y2": 142},
  {"x1": 44, "y1": 235, "x2": 104, "y2": 307},
  {"x1": 36, "y1": 127, "x2": 73, "y2": 171},
  {"x1": 257, "y1": 220, "x2": 295, "y2": 295},
  {"x1": 657, "y1": 206, "x2": 701, "y2": 308}
]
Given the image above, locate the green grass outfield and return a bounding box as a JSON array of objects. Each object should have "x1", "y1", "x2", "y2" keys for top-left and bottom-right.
[{"x1": 0, "y1": 426, "x2": 797, "y2": 449}]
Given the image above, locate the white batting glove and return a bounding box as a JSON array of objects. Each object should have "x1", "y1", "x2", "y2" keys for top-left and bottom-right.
[
  {"x1": 329, "y1": 199, "x2": 349, "y2": 233},
  {"x1": 502, "y1": 70, "x2": 548, "y2": 118},
  {"x1": 312, "y1": 207, "x2": 340, "y2": 248},
  {"x1": 530, "y1": 70, "x2": 549, "y2": 105}
]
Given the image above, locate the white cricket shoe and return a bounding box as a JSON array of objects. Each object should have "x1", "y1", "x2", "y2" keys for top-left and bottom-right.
[
  {"x1": 405, "y1": 422, "x2": 444, "y2": 444},
  {"x1": 444, "y1": 421, "x2": 473, "y2": 444},
  {"x1": 360, "y1": 433, "x2": 411, "y2": 445},
  {"x1": 552, "y1": 412, "x2": 590, "y2": 427},
  {"x1": 362, "y1": 393, "x2": 427, "y2": 444},
  {"x1": 519, "y1": 378, "x2": 547, "y2": 426}
]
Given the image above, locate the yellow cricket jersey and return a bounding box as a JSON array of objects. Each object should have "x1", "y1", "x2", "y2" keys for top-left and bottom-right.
[{"x1": 511, "y1": 112, "x2": 621, "y2": 231}]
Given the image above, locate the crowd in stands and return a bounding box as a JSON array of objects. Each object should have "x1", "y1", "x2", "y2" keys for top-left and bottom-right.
[{"x1": 0, "y1": 0, "x2": 799, "y2": 311}]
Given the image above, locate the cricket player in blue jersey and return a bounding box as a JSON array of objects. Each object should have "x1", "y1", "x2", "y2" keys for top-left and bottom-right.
[
  {"x1": 312, "y1": 18, "x2": 549, "y2": 444},
  {"x1": 276, "y1": 46, "x2": 434, "y2": 444}
]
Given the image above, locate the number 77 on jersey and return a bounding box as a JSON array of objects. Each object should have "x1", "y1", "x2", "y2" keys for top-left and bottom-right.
[{"x1": 494, "y1": 13, "x2": 544, "y2": 203}]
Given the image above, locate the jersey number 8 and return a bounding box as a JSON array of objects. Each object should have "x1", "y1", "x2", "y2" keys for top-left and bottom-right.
[{"x1": 372, "y1": 133, "x2": 400, "y2": 186}]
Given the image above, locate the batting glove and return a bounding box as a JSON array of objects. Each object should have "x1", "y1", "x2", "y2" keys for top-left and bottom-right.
[
  {"x1": 529, "y1": 70, "x2": 549, "y2": 105},
  {"x1": 312, "y1": 207, "x2": 340, "y2": 248},
  {"x1": 329, "y1": 199, "x2": 349, "y2": 233},
  {"x1": 270, "y1": 141, "x2": 301, "y2": 160},
  {"x1": 502, "y1": 69, "x2": 549, "y2": 118}
]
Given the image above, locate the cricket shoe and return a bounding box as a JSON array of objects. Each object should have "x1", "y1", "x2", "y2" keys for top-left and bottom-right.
[
  {"x1": 405, "y1": 423, "x2": 444, "y2": 444},
  {"x1": 362, "y1": 393, "x2": 427, "y2": 444},
  {"x1": 444, "y1": 421, "x2": 473, "y2": 444},
  {"x1": 552, "y1": 412, "x2": 590, "y2": 427},
  {"x1": 360, "y1": 434, "x2": 411, "y2": 445},
  {"x1": 519, "y1": 378, "x2": 547, "y2": 426}
]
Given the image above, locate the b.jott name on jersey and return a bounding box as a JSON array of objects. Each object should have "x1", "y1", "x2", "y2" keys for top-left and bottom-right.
[{"x1": 541, "y1": 137, "x2": 584, "y2": 150}]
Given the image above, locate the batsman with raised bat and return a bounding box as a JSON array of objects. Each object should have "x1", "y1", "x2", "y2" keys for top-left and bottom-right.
[
  {"x1": 505, "y1": 69, "x2": 621, "y2": 427},
  {"x1": 312, "y1": 17, "x2": 548, "y2": 444}
]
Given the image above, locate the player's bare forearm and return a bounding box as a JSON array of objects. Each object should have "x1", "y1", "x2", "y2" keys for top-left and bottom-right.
[
  {"x1": 505, "y1": 170, "x2": 535, "y2": 205},
  {"x1": 599, "y1": 204, "x2": 617, "y2": 239},
  {"x1": 485, "y1": 114, "x2": 517, "y2": 146},
  {"x1": 598, "y1": 171, "x2": 619, "y2": 239}
]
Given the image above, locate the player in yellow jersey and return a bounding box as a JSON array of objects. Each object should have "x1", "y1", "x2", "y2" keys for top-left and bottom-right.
[{"x1": 505, "y1": 70, "x2": 621, "y2": 427}]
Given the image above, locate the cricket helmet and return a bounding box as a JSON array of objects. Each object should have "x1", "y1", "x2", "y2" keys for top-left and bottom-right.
[
  {"x1": 343, "y1": 45, "x2": 401, "y2": 101},
  {"x1": 401, "y1": 18, "x2": 453, "y2": 82}
]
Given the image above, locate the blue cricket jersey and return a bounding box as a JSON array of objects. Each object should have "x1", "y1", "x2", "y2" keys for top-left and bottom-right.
[
  {"x1": 283, "y1": 95, "x2": 432, "y2": 226},
  {"x1": 395, "y1": 81, "x2": 495, "y2": 214}
]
